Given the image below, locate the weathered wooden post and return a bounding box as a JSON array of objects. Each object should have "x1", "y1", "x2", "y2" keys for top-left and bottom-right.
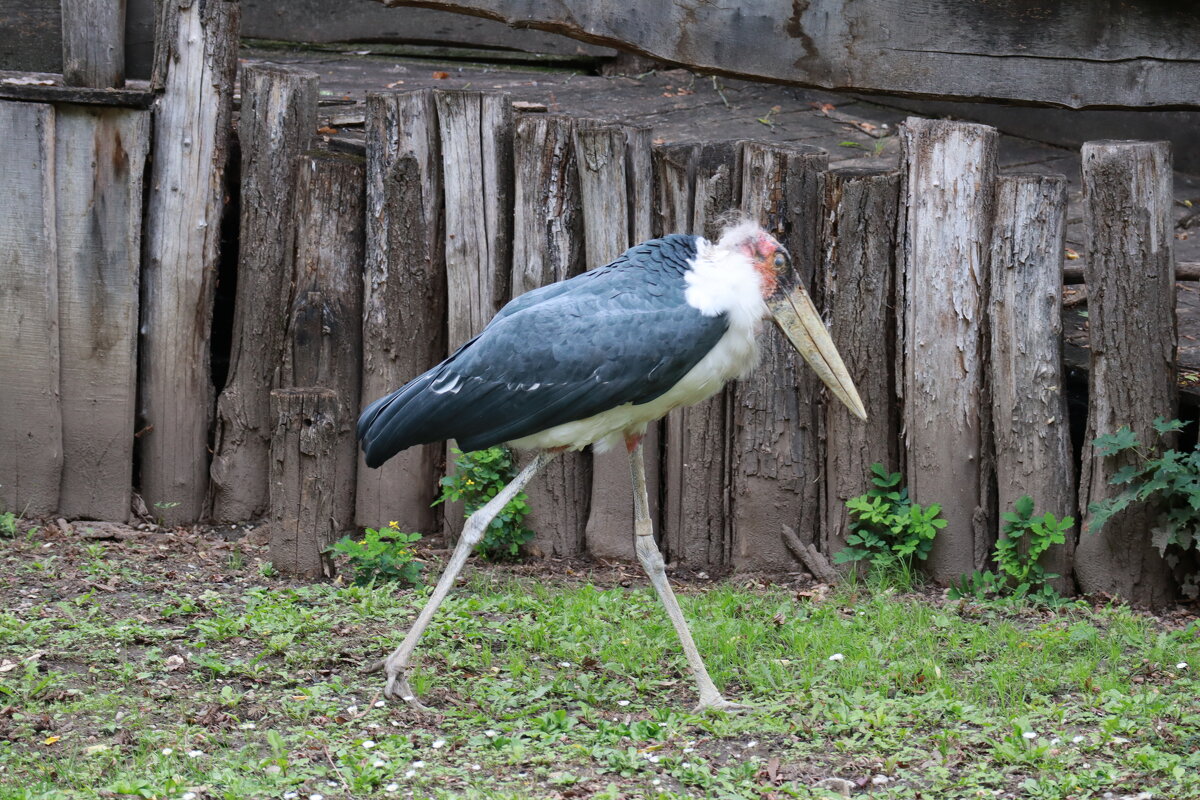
[
  {"x1": 574, "y1": 121, "x2": 660, "y2": 560},
  {"x1": 61, "y1": 0, "x2": 125, "y2": 88},
  {"x1": 661, "y1": 142, "x2": 741, "y2": 567},
  {"x1": 435, "y1": 90, "x2": 514, "y2": 541},
  {"x1": 138, "y1": 0, "x2": 238, "y2": 524},
  {"x1": 1077, "y1": 140, "x2": 1177, "y2": 606},
  {"x1": 55, "y1": 107, "x2": 151, "y2": 521},
  {"x1": 820, "y1": 166, "x2": 902, "y2": 560},
  {"x1": 731, "y1": 142, "x2": 828, "y2": 573},
  {"x1": 512, "y1": 114, "x2": 592, "y2": 557},
  {"x1": 268, "y1": 388, "x2": 339, "y2": 580},
  {"x1": 280, "y1": 151, "x2": 366, "y2": 540},
  {"x1": 211, "y1": 64, "x2": 319, "y2": 522},
  {"x1": 899, "y1": 117, "x2": 998, "y2": 582},
  {"x1": 357, "y1": 90, "x2": 445, "y2": 533},
  {"x1": 988, "y1": 174, "x2": 1076, "y2": 595},
  {"x1": 0, "y1": 101, "x2": 62, "y2": 516}
]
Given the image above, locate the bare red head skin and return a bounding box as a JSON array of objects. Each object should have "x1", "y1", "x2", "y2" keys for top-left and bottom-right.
[{"x1": 735, "y1": 230, "x2": 789, "y2": 299}]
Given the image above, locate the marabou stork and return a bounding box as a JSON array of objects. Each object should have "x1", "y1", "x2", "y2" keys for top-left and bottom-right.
[{"x1": 358, "y1": 220, "x2": 866, "y2": 710}]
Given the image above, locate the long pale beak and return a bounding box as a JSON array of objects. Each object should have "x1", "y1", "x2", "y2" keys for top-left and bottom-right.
[{"x1": 768, "y1": 280, "x2": 868, "y2": 421}]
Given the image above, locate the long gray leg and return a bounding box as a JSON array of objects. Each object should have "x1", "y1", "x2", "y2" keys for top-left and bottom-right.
[
  {"x1": 628, "y1": 441, "x2": 743, "y2": 711},
  {"x1": 371, "y1": 449, "x2": 558, "y2": 707}
]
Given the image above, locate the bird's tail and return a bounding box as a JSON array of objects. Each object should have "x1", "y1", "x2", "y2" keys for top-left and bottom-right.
[{"x1": 356, "y1": 371, "x2": 439, "y2": 468}]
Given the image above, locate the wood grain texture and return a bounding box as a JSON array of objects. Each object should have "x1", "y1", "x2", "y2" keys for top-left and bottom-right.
[
  {"x1": 268, "y1": 388, "x2": 338, "y2": 580},
  {"x1": 61, "y1": 0, "x2": 125, "y2": 87},
  {"x1": 573, "y1": 121, "x2": 659, "y2": 561},
  {"x1": 730, "y1": 141, "x2": 827, "y2": 573},
  {"x1": 661, "y1": 142, "x2": 740, "y2": 567},
  {"x1": 55, "y1": 105, "x2": 150, "y2": 521},
  {"x1": 819, "y1": 167, "x2": 901, "y2": 558},
  {"x1": 138, "y1": 0, "x2": 239, "y2": 524},
  {"x1": 899, "y1": 117, "x2": 998, "y2": 583},
  {"x1": 373, "y1": 0, "x2": 1200, "y2": 108},
  {"x1": 0, "y1": 0, "x2": 152, "y2": 79},
  {"x1": 281, "y1": 151, "x2": 366, "y2": 540},
  {"x1": 1077, "y1": 141, "x2": 1177, "y2": 607},
  {"x1": 0, "y1": 101, "x2": 61, "y2": 515},
  {"x1": 210, "y1": 64, "x2": 318, "y2": 522},
  {"x1": 512, "y1": 114, "x2": 591, "y2": 557},
  {"x1": 988, "y1": 174, "x2": 1076, "y2": 595},
  {"x1": 357, "y1": 90, "x2": 445, "y2": 533}
]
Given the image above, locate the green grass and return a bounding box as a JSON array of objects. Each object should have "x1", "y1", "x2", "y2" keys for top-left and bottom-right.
[{"x1": 0, "y1": 528, "x2": 1197, "y2": 799}]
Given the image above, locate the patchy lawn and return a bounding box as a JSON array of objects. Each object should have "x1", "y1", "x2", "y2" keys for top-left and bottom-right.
[{"x1": 0, "y1": 521, "x2": 1198, "y2": 799}]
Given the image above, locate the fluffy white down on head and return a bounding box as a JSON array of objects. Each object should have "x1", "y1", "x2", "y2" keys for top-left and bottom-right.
[{"x1": 684, "y1": 222, "x2": 770, "y2": 333}]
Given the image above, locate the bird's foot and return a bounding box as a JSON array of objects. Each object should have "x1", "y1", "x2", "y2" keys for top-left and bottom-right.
[
  {"x1": 693, "y1": 695, "x2": 751, "y2": 713},
  {"x1": 368, "y1": 655, "x2": 431, "y2": 711}
]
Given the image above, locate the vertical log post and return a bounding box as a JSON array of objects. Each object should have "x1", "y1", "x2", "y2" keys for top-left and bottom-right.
[
  {"x1": 662, "y1": 142, "x2": 742, "y2": 567},
  {"x1": 512, "y1": 114, "x2": 591, "y2": 557},
  {"x1": 281, "y1": 151, "x2": 366, "y2": 539},
  {"x1": 268, "y1": 388, "x2": 339, "y2": 580},
  {"x1": 899, "y1": 118, "x2": 998, "y2": 582},
  {"x1": 138, "y1": 0, "x2": 239, "y2": 524},
  {"x1": 56, "y1": 106, "x2": 151, "y2": 520},
  {"x1": 652, "y1": 143, "x2": 698, "y2": 237},
  {"x1": 210, "y1": 64, "x2": 319, "y2": 522},
  {"x1": 0, "y1": 101, "x2": 61, "y2": 515},
  {"x1": 1077, "y1": 140, "x2": 1177, "y2": 606},
  {"x1": 988, "y1": 174, "x2": 1077, "y2": 595},
  {"x1": 61, "y1": 0, "x2": 126, "y2": 88},
  {"x1": 357, "y1": 90, "x2": 445, "y2": 533},
  {"x1": 820, "y1": 167, "x2": 902, "y2": 558},
  {"x1": 731, "y1": 142, "x2": 827, "y2": 573},
  {"x1": 436, "y1": 90, "x2": 514, "y2": 541},
  {"x1": 574, "y1": 122, "x2": 660, "y2": 560}
]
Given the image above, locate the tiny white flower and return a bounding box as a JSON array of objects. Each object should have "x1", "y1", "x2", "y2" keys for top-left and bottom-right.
[
  {"x1": 310, "y1": 794, "x2": 325, "y2": 800},
  {"x1": 617, "y1": 700, "x2": 630, "y2": 707},
  {"x1": 744, "y1": 740, "x2": 757, "y2": 749},
  {"x1": 374, "y1": 700, "x2": 386, "y2": 707},
  {"x1": 161, "y1": 747, "x2": 173, "y2": 755},
  {"x1": 373, "y1": 759, "x2": 386, "y2": 767},
  {"x1": 1072, "y1": 735, "x2": 1085, "y2": 743},
  {"x1": 346, "y1": 705, "x2": 358, "y2": 713},
  {"x1": 367, "y1": 722, "x2": 379, "y2": 729},
  {"x1": 649, "y1": 755, "x2": 660, "y2": 763},
  {"x1": 558, "y1": 661, "x2": 571, "y2": 668},
  {"x1": 385, "y1": 784, "x2": 399, "y2": 792},
  {"x1": 683, "y1": 746, "x2": 695, "y2": 753},
  {"x1": 413, "y1": 760, "x2": 425, "y2": 768},
  {"x1": 187, "y1": 749, "x2": 203, "y2": 758},
  {"x1": 432, "y1": 738, "x2": 446, "y2": 749},
  {"x1": 326, "y1": 781, "x2": 337, "y2": 787},
  {"x1": 1177, "y1": 662, "x2": 1189, "y2": 670},
  {"x1": 828, "y1": 653, "x2": 844, "y2": 662},
  {"x1": 283, "y1": 793, "x2": 299, "y2": 799},
  {"x1": 181, "y1": 793, "x2": 197, "y2": 800},
  {"x1": 239, "y1": 722, "x2": 256, "y2": 730},
  {"x1": 471, "y1": 764, "x2": 481, "y2": 770},
  {"x1": 1022, "y1": 731, "x2": 1037, "y2": 740},
  {"x1": 484, "y1": 729, "x2": 499, "y2": 737},
  {"x1": 404, "y1": 770, "x2": 416, "y2": 778},
  {"x1": 652, "y1": 779, "x2": 662, "y2": 786},
  {"x1": 362, "y1": 740, "x2": 376, "y2": 749}
]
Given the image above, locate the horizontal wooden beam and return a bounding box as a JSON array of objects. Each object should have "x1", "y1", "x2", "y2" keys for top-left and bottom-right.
[
  {"x1": 373, "y1": 0, "x2": 1200, "y2": 109},
  {"x1": 0, "y1": 71, "x2": 153, "y2": 108},
  {"x1": 1063, "y1": 261, "x2": 1200, "y2": 285}
]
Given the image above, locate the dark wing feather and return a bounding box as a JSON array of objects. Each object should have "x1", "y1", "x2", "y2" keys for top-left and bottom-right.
[{"x1": 359, "y1": 235, "x2": 725, "y2": 466}]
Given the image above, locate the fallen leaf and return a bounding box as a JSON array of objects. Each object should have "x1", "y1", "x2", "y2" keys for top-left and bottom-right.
[
  {"x1": 316, "y1": 126, "x2": 337, "y2": 135},
  {"x1": 810, "y1": 102, "x2": 836, "y2": 114},
  {"x1": 42, "y1": 736, "x2": 60, "y2": 745},
  {"x1": 0, "y1": 661, "x2": 17, "y2": 673},
  {"x1": 386, "y1": 80, "x2": 405, "y2": 88},
  {"x1": 1065, "y1": 248, "x2": 1080, "y2": 260},
  {"x1": 432, "y1": 71, "x2": 450, "y2": 80}
]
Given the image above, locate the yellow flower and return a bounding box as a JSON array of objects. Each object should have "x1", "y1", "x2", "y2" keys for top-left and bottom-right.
[
  {"x1": 465, "y1": 479, "x2": 475, "y2": 485},
  {"x1": 388, "y1": 520, "x2": 399, "y2": 529}
]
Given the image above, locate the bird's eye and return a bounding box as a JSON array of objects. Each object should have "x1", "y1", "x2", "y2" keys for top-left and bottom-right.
[{"x1": 773, "y1": 253, "x2": 787, "y2": 271}]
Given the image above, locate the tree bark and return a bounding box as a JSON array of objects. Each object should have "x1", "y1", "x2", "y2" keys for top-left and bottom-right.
[
  {"x1": 268, "y1": 388, "x2": 339, "y2": 580},
  {"x1": 899, "y1": 117, "x2": 998, "y2": 582},
  {"x1": 280, "y1": 151, "x2": 366, "y2": 540},
  {"x1": 988, "y1": 174, "x2": 1076, "y2": 595},
  {"x1": 55, "y1": 105, "x2": 150, "y2": 521},
  {"x1": 730, "y1": 141, "x2": 827, "y2": 572},
  {"x1": 1077, "y1": 140, "x2": 1177, "y2": 606},
  {"x1": 574, "y1": 122, "x2": 660, "y2": 560},
  {"x1": 512, "y1": 114, "x2": 591, "y2": 557},
  {"x1": 819, "y1": 167, "x2": 902, "y2": 559},
  {"x1": 661, "y1": 141, "x2": 741, "y2": 567},
  {"x1": 210, "y1": 64, "x2": 318, "y2": 522},
  {"x1": 0, "y1": 101, "x2": 61, "y2": 516},
  {"x1": 138, "y1": 0, "x2": 239, "y2": 524},
  {"x1": 357, "y1": 90, "x2": 445, "y2": 534},
  {"x1": 61, "y1": 0, "x2": 125, "y2": 88}
]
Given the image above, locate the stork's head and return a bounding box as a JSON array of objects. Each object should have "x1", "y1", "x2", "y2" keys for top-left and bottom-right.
[{"x1": 719, "y1": 221, "x2": 868, "y2": 421}]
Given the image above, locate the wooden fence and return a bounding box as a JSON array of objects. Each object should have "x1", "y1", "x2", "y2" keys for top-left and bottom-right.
[{"x1": 0, "y1": 39, "x2": 1190, "y2": 602}]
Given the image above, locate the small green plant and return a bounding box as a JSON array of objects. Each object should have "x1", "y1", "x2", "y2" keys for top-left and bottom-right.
[
  {"x1": 0, "y1": 510, "x2": 16, "y2": 538},
  {"x1": 950, "y1": 496, "x2": 1072, "y2": 604},
  {"x1": 1087, "y1": 417, "x2": 1200, "y2": 596},
  {"x1": 327, "y1": 523, "x2": 423, "y2": 586},
  {"x1": 436, "y1": 446, "x2": 534, "y2": 561},
  {"x1": 835, "y1": 463, "x2": 947, "y2": 572}
]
